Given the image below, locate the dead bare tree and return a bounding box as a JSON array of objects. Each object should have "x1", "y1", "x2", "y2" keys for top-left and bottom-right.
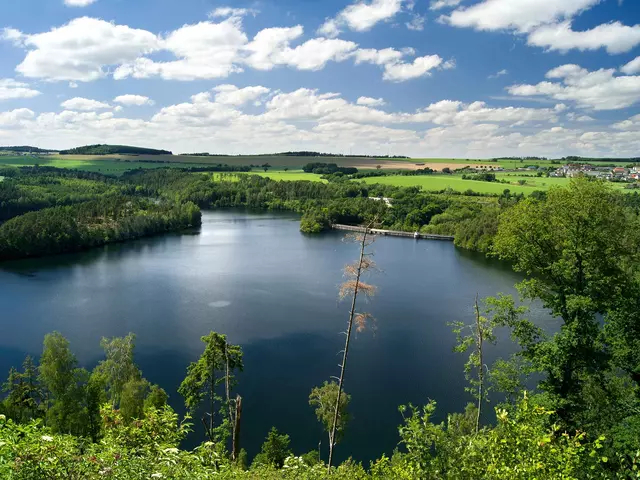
[
  {"x1": 225, "y1": 344, "x2": 242, "y2": 461},
  {"x1": 327, "y1": 223, "x2": 377, "y2": 470}
]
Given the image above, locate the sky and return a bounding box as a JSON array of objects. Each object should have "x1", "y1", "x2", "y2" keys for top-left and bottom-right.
[{"x1": 0, "y1": 0, "x2": 639, "y2": 158}]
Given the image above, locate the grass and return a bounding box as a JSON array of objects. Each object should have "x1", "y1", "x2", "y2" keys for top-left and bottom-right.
[
  {"x1": 253, "y1": 170, "x2": 326, "y2": 182},
  {"x1": 357, "y1": 175, "x2": 536, "y2": 194},
  {"x1": 358, "y1": 173, "x2": 632, "y2": 194}
]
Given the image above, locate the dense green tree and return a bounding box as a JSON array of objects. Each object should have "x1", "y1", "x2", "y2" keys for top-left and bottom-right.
[
  {"x1": 492, "y1": 178, "x2": 640, "y2": 425},
  {"x1": 93, "y1": 333, "x2": 141, "y2": 407},
  {"x1": 1, "y1": 356, "x2": 42, "y2": 423},
  {"x1": 254, "y1": 427, "x2": 292, "y2": 469},
  {"x1": 144, "y1": 384, "x2": 169, "y2": 411},
  {"x1": 120, "y1": 378, "x2": 149, "y2": 423},
  {"x1": 85, "y1": 373, "x2": 106, "y2": 442},
  {"x1": 38, "y1": 332, "x2": 87, "y2": 435}
]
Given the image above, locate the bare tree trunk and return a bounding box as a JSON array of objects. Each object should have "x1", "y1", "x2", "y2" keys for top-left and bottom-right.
[
  {"x1": 209, "y1": 361, "x2": 215, "y2": 442},
  {"x1": 232, "y1": 394, "x2": 242, "y2": 461},
  {"x1": 328, "y1": 228, "x2": 368, "y2": 470},
  {"x1": 225, "y1": 345, "x2": 235, "y2": 460},
  {"x1": 475, "y1": 294, "x2": 483, "y2": 434}
]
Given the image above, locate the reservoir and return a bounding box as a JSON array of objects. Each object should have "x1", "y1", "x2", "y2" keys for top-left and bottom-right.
[{"x1": 0, "y1": 210, "x2": 552, "y2": 463}]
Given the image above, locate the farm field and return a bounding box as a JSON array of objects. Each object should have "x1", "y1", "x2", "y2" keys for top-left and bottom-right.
[
  {"x1": 0, "y1": 154, "x2": 633, "y2": 194},
  {"x1": 0, "y1": 155, "x2": 212, "y2": 175},
  {"x1": 51, "y1": 154, "x2": 422, "y2": 170}
]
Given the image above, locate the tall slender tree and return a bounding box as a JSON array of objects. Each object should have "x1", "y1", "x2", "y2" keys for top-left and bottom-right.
[
  {"x1": 450, "y1": 295, "x2": 496, "y2": 433},
  {"x1": 178, "y1": 331, "x2": 243, "y2": 453},
  {"x1": 450, "y1": 294, "x2": 529, "y2": 432},
  {"x1": 328, "y1": 226, "x2": 376, "y2": 469}
]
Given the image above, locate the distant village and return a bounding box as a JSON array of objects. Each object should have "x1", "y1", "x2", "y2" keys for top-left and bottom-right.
[
  {"x1": 549, "y1": 164, "x2": 640, "y2": 182},
  {"x1": 468, "y1": 162, "x2": 640, "y2": 186}
]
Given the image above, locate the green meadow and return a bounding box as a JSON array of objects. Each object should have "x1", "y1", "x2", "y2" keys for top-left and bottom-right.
[
  {"x1": 253, "y1": 170, "x2": 326, "y2": 182},
  {"x1": 356, "y1": 174, "x2": 536, "y2": 194}
]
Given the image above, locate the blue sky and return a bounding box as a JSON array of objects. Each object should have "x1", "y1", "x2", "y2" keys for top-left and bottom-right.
[{"x1": 0, "y1": 0, "x2": 639, "y2": 157}]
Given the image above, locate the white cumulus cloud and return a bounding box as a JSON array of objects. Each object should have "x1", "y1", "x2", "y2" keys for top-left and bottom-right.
[
  {"x1": 443, "y1": 0, "x2": 601, "y2": 33},
  {"x1": 430, "y1": 0, "x2": 461, "y2": 10},
  {"x1": 209, "y1": 7, "x2": 258, "y2": 18},
  {"x1": 61, "y1": 97, "x2": 112, "y2": 111},
  {"x1": 213, "y1": 85, "x2": 270, "y2": 106},
  {"x1": 10, "y1": 17, "x2": 160, "y2": 82},
  {"x1": 0, "y1": 108, "x2": 35, "y2": 127},
  {"x1": 113, "y1": 95, "x2": 154, "y2": 106},
  {"x1": 508, "y1": 64, "x2": 640, "y2": 110},
  {"x1": 621, "y1": 56, "x2": 640, "y2": 75},
  {"x1": 527, "y1": 21, "x2": 640, "y2": 54},
  {"x1": 357, "y1": 96, "x2": 386, "y2": 106},
  {"x1": 64, "y1": 0, "x2": 98, "y2": 6},
  {"x1": 318, "y1": 0, "x2": 405, "y2": 37},
  {"x1": 383, "y1": 55, "x2": 445, "y2": 82},
  {"x1": 0, "y1": 79, "x2": 41, "y2": 101}
]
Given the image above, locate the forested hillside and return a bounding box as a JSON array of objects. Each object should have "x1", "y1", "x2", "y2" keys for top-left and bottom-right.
[
  {"x1": 59, "y1": 144, "x2": 172, "y2": 155},
  {"x1": 0, "y1": 146, "x2": 55, "y2": 153}
]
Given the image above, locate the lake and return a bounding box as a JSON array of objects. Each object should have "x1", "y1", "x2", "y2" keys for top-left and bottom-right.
[{"x1": 0, "y1": 210, "x2": 553, "y2": 463}]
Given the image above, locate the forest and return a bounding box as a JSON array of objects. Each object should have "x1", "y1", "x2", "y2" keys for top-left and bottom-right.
[
  {"x1": 59, "y1": 145, "x2": 173, "y2": 155},
  {"x1": 0, "y1": 146, "x2": 55, "y2": 153},
  {"x1": 0, "y1": 165, "x2": 564, "y2": 260},
  {"x1": 0, "y1": 167, "x2": 200, "y2": 260},
  {"x1": 5, "y1": 165, "x2": 640, "y2": 261},
  {"x1": 1, "y1": 178, "x2": 640, "y2": 478}
]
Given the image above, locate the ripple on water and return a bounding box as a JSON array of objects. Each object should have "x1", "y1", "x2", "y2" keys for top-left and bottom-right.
[{"x1": 208, "y1": 301, "x2": 231, "y2": 308}]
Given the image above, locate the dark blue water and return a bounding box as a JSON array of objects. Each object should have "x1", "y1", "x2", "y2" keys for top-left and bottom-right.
[{"x1": 0, "y1": 210, "x2": 553, "y2": 463}]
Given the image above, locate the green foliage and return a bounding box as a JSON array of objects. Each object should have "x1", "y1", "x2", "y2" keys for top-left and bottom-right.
[
  {"x1": 1, "y1": 355, "x2": 43, "y2": 424},
  {"x1": 39, "y1": 332, "x2": 89, "y2": 436},
  {"x1": 119, "y1": 378, "x2": 149, "y2": 423},
  {"x1": 300, "y1": 450, "x2": 321, "y2": 466},
  {"x1": 300, "y1": 208, "x2": 331, "y2": 233},
  {"x1": 394, "y1": 394, "x2": 611, "y2": 479},
  {"x1": 493, "y1": 178, "x2": 640, "y2": 427},
  {"x1": 256, "y1": 427, "x2": 292, "y2": 469},
  {"x1": 94, "y1": 333, "x2": 141, "y2": 407},
  {"x1": 309, "y1": 381, "x2": 351, "y2": 447},
  {"x1": 452, "y1": 206, "x2": 499, "y2": 252},
  {"x1": 178, "y1": 332, "x2": 243, "y2": 444},
  {"x1": 144, "y1": 384, "x2": 169, "y2": 411}
]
